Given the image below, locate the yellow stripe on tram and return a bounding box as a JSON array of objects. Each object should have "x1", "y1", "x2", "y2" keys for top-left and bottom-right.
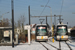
[
  {"x1": 41, "y1": 36, "x2": 43, "y2": 39},
  {"x1": 61, "y1": 36, "x2": 64, "y2": 39}
]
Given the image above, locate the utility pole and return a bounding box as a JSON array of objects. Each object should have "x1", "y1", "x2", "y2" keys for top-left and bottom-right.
[
  {"x1": 11, "y1": 0, "x2": 14, "y2": 48},
  {"x1": 46, "y1": 16, "x2": 47, "y2": 24},
  {"x1": 59, "y1": 16, "x2": 61, "y2": 24},
  {"x1": 54, "y1": 15, "x2": 56, "y2": 36},
  {"x1": 28, "y1": 6, "x2": 30, "y2": 25},
  {"x1": 54, "y1": 15, "x2": 56, "y2": 27}
]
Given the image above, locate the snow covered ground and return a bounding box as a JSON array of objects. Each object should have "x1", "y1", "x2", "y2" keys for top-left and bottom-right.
[{"x1": 0, "y1": 37, "x2": 75, "y2": 50}]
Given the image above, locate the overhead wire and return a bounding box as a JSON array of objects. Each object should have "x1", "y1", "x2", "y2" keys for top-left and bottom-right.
[
  {"x1": 60, "y1": 0, "x2": 64, "y2": 15},
  {"x1": 39, "y1": 0, "x2": 50, "y2": 16},
  {"x1": 0, "y1": 0, "x2": 50, "y2": 16}
]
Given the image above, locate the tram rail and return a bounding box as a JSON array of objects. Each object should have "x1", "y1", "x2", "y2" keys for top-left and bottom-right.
[
  {"x1": 65, "y1": 41, "x2": 72, "y2": 50},
  {"x1": 39, "y1": 42, "x2": 50, "y2": 50},
  {"x1": 39, "y1": 40, "x2": 72, "y2": 50}
]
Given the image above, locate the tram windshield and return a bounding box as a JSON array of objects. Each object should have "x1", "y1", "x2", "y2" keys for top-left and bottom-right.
[
  {"x1": 57, "y1": 26, "x2": 67, "y2": 35},
  {"x1": 36, "y1": 26, "x2": 47, "y2": 36}
]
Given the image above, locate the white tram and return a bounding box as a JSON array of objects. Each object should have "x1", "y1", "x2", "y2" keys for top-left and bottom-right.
[
  {"x1": 35, "y1": 24, "x2": 48, "y2": 42},
  {"x1": 56, "y1": 24, "x2": 68, "y2": 41}
]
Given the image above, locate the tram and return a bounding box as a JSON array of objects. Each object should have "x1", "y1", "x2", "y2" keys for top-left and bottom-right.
[
  {"x1": 56, "y1": 24, "x2": 68, "y2": 41},
  {"x1": 35, "y1": 24, "x2": 48, "y2": 42}
]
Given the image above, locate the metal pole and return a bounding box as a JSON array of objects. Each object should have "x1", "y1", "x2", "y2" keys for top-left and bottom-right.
[
  {"x1": 54, "y1": 15, "x2": 56, "y2": 26},
  {"x1": 54, "y1": 15, "x2": 56, "y2": 29},
  {"x1": 50, "y1": 8, "x2": 52, "y2": 33},
  {"x1": 2, "y1": 15, "x2": 3, "y2": 26},
  {"x1": 28, "y1": 28, "x2": 30, "y2": 44},
  {"x1": 11, "y1": 0, "x2": 14, "y2": 48},
  {"x1": 29, "y1": 6, "x2": 30, "y2": 25},
  {"x1": 46, "y1": 16, "x2": 47, "y2": 24},
  {"x1": 59, "y1": 16, "x2": 61, "y2": 24}
]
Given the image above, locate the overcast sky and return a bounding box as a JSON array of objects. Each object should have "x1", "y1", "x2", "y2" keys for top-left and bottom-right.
[{"x1": 0, "y1": 0, "x2": 75, "y2": 27}]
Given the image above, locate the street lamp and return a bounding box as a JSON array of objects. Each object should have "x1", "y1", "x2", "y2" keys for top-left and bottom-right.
[{"x1": 1, "y1": 12, "x2": 9, "y2": 26}]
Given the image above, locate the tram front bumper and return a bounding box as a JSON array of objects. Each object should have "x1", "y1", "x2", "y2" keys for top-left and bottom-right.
[
  {"x1": 36, "y1": 36, "x2": 48, "y2": 41},
  {"x1": 56, "y1": 35, "x2": 68, "y2": 41},
  {"x1": 36, "y1": 39, "x2": 48, "y2": 41}
]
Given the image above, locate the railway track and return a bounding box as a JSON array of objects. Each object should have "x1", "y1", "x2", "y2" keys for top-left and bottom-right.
[
  {"x1": 39, "y1": 41, "x2": 72, "y2": 50},
  {"x1": 39, "y1": 42, "x2": 50, "y2": 50},
  {"x1": 46, "y1": 42, "x2": 59, "y2": 50},
  {"x1": 49, "y1": 37, "x2": 73, "y2": 50},
  {"x1": 58, "y1": 41, "x2": 72, "y2": 50},
  {"x1": 39, "y1": 42, "x2": 59, "y2": 50},
  {"x1": 58, "y1": 41, "x2": 61, "y2": 50},
  {"x1": 65, "y1": 41, "x2": 72, "y2": 50}
]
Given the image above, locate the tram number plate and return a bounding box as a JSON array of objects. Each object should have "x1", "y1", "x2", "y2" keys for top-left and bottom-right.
[
  {"x1": 41, "y1": 36, "x2": 43, "y2": 39},
  {"x1": 61, "y1": 36, "x2": 64, "y2": 39}
]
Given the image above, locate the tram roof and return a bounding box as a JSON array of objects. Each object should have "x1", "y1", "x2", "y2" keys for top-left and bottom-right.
[
  {"x1": 57, "y1": 23, "x2": 67, "y2": 26},
  {"x1": 36, "y1": 24, "x2": 47, "y2": 26},
  {"x1": 57, "y1": 24, "x2": 67, "y2": 26}
]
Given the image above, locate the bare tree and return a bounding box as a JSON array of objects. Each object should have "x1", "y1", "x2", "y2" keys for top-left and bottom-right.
[
  {"x1": 17, "y1": 15, "x2": 26, "y2": 42},
  {"x1": 17, "y1": 15, "x2": 25, "y2": 33},
  {"x1": 21, "y1": 15, "x2": 25, "y2": 33},
  {"x1": 0, "y1": 18, "x2": 10, "y2": 27},
  {"x1": 17, "y1": 19, "x2": 21, "y2": 28}
]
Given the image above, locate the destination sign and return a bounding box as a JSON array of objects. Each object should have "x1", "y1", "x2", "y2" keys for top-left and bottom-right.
[{"x1": 38, "y1": 27, "x2": 46, "y2": 29}]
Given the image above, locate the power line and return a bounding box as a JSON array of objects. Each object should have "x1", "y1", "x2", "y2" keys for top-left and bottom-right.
[
  {"x1": 60, "y1": 0, "x2": 64, "y2": 15},
  {"x1": 39, "y1": 0, "x2": 50, "y2": 16},
  {"x1": 58, "y1": 0, "x2": 64, "y2": 24}
]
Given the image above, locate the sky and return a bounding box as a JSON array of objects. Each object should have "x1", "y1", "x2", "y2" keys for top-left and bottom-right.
[{"x1": 0, "y1": 0, "x2": 75, "y2": 27}]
